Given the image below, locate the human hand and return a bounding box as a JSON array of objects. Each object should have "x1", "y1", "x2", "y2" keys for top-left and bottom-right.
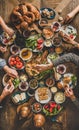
[
  {"x1": 59, "y1": 31, "x2": 74, "y2": 44},
  {"x1": 34, "y1": 63, "x2": 53, "y2": 73},
  {"x1": 65, "y1": 87, "x2": 76, "y2": 100},
  {"x1": 2, "y1": 82, "x2": 14, "y2": 98},
  {"x1": 63, "y1": 14, "x2": 73, "y2": 24},
  {"x1": 6, "y1": 28, "x2": 15, "y2": 37},
  {"x1": 3, "y1": 65, "x2": 18, "y2": 78}
]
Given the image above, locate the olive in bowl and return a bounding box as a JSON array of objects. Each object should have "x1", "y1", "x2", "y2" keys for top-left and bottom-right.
[
  {"x1": 52, "y1": 37, "x2": 62, "y2": 47},
  {"x1": 19, "y1": 81, "x2": 29, "y2": 91},
  {"x1": 29, "y1": 79, "x2": 38, "y2": 90}
]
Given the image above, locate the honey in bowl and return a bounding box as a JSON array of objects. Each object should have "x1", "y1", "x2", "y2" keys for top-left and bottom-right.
[{"x1": 20, "y1": 48, "x2": 32, "y2": 61}]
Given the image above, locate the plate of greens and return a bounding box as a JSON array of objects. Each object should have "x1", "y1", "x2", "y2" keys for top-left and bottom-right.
[{"x1": 25, "y1": 34, "x2": 44, "y2": 52}]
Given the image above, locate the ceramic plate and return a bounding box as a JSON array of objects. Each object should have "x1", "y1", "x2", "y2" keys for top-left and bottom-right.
[
  {"x1": 60, "y1": 25, "x2": 77, "y2": 40},
  {"x1": 54, "y1": 92, "x2": 66, "y2": 104},
  {"x1": 61, "y1": 73, "x2": 77, "y2": 89},
  {"x1": 35, "y1": 87, "x2": 52, "y2": 104},
  {"x1": 40, "y1": 8, "x2": 56, "y2": 19},
  {"x1": 0, "y1": 32, "x2": 16, "y2": 45},
  {"x1": 12, "y1": 91, "x2": 29, "y2": 105}
]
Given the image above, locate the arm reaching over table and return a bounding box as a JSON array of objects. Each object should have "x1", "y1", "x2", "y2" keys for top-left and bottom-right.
[
  {"x1": 63, "y1": 5, "x2": 79, "y2": 24},
  {"x1": 59, "y1": 31, "x2": 79, "y2": 49},
  {"x1": 0, "y1": 58, "x2": 18, "y2": 78},
  {"x1": 35, "y1": 53, "x2": 79, "y2": 73},
  {"x1": 0, "y1": 81, "x2": 14, "y2": 103},
  {"x1": 0, "y1": 16, "x2": 14, "y2": 36},
  {"x1": 65, "y1": 87, "x2": 79, "y2": 109}
]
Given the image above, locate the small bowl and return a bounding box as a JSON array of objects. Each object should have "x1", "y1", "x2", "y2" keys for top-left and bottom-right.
[
  {"x1": 51, "y1": 22, "x2": 61, "y2": 32},
  {"x1": 50, "y1": 87, "x2": 57, "y2": 94},
  {"x1": 2, "y1": 73, "x2": 11, "y2": 86},
  {"x1": 44, "y1": 39, "x2": 52, "y2": 47},
  {"x1": 20, "y1": 48, "x2": 33, "y2": 61},
  {"x1": 29, "y1": 79, "x2": 38, "y2": 90},
  {"x1": 8, "y1": 55, "x2": 24, "y2": 70},
  {"x1": 27, "y1": 89, "x2": 35, "y2": 97},
  {"x1": 55, "y1": 46, "x2": 63, "y2": 55},
  {"x1": 40, "y1": 8, "x2": 56, "y2": 19},
  {"x1": 46, "y1": 77, "x2": 55, "y2": 87},
  {"x1": 56, "y1": 64, "x2": 66, "y2": 75},
  {"x1": 47, "y1": 53, "x2": 59, "y2": 63},
  {"x1": 39, "y1": 18, "x2": 48, "y2": 28},
  {"x1": 23, "y1": 30, "x2": 31, "y2": 38},
  {"x1": 19, "y1": 81, "x2": 29, "y2": 91},
  {"x1": 32, "y1": 102, "x2": 42, "y2": 113},
  {"x1": 10, "y1": 44, "x2": 20, "y2": 55},
  {"x1": 19, "y1": 74, "x2": 28, "y2": 82},
  {"x1": 2, "y1": 73, "x2": 20, "y2": 88},
  {"x1": 42, "y1": 27, "x2": 54, "y2": 39},
  {"x1": 52, "y1": 37, "x2": 62, "y2": 47}
]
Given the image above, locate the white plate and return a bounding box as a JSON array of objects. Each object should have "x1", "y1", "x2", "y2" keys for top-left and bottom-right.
[
  {"x1": 35, "y1": 87, "x2": 52, "y2": 104},
  {"x1": 0, "y1": 32, "x2": 16, "y2": 45},
  {"x1": 54, "y1": 92, "x2": 66, "y2": 104},
  {"x1": 47, "y1": 53, "x2": 59, "y2": 63},
  {"x1": 61, "y1": 73, "x2": 77, "y2": 89},
  {"x1": 56, "y1": 64, "x2": 66, "y2": 75},
  {"x1": 20, "y1": 48, "x2": 33, "y2": 61},
  {"x1": 44, "y1": 39, "x2": 52, "y2": 47},
  {"x1": 60, "y1": 25, "x2": 77, "y2": 40}
]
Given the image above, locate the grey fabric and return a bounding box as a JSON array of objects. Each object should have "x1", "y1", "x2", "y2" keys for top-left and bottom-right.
[
  {"x1": 0, "y1": 58, "x2": 6, "y2": 69},
  {"x1": 53, "y1": 53, "x2": 79, "y2": 66},
  {"x1": 52, "y1": 52, "x2": 79, "y2": 109}
]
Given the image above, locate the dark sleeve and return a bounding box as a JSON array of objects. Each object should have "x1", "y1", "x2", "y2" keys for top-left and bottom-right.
[
  {"x1": 72, "y1": 98, "x2": 79, "y2": 109},
  {"x1": 53, "y1": 53, "x2": 79, "y2": 66}
]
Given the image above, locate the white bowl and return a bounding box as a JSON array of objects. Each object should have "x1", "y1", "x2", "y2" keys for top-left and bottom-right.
[
  {"x1": 56, "y1": 64, "x2": 66, "y2": 75},
  {"x1": 19, "y1": 81, "x2": 29, "y2": 91},
  {"x1": 20, "y1": 48, "x2": 33, "y2": 61}
]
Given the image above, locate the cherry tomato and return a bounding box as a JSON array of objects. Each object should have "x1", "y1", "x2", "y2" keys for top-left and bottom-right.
[
  {"x1": 16, "y1": 62, "x2": 23, "y2": 69},
  {"x1": 37, "y1": 39, "x2": 44, "y2": 44},
  {"x1": 70, "y1": 34, "x2": 74, "y2": 39},
  {"x1": 14, "y1": 60, "x2": 17, "y2": 65},
  {"x1": 10, "y1": 57, "x2": 15, "y2": 62},
  {"x1": 37, "y1": 44, "x2": 43, "y2": 50},
  {"x1": 15, "y1": 56, "x2": 20, "y2": 62},
  {"x1": 10, "y1": 61, "x2": 14, "y2": 66}
]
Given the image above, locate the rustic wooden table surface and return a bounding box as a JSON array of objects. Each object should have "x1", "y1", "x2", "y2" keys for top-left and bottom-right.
[{"x1": 0, "y1": 0, "x2": 79, "y2": 130}]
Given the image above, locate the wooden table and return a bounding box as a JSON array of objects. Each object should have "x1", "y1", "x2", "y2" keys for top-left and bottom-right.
[{"x1": 0, "y1": 0, "x2": 79, "y2": 130}]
